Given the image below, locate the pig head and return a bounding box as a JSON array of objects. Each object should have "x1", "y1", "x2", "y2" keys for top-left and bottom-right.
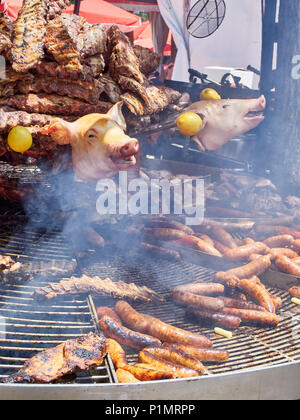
[
  {"x1": 44, "y1": 102, "x2": 139, "y2": 182},
  {"x1": 186, "y1": 95, "x2": 266, "y2": 151}
]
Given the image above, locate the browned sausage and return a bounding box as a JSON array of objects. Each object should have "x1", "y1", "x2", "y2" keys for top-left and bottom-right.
[
  {"x1": 99, "y1": 315, "x2": 161, "y2": 349},
  {"x1": 279, "y1": 229, "x2": 300, "y2": 239},
  {"x1": 216, "y1": 255, "x2": 272, "y2": 281},
  {"x1": 264, "y1": 235, "x2": 295, "y2": 248},
  {"x1": 173, "y1": 289, "x2": 225, "y2": 312},
  {"x1": 206, "y1": 226, "x2": 237, "y2": 249},
  {"x1": 138, "y1": 350, "x2": 201, "y2": 378},
  {"x1": 143, "y1": 228, "x2": 187, "y2": 241},
  {"x1": 292, "y1": 239, "x2": 300, "y2": 253},
  {"x1": 97, "y1": 306, "x2": 122, "y2": 324},
  {"x1": 85, "y1": 227, "x2": 105, "y2": 248},
  {"x1": 274, "y1": 255, "x2": 300, "y2": 276},
  {"x1": 106, "y1": 338, "x2": 128, "y2": 369},
  {"x1": 173, "y1": 282, "x2": 225, "y2": 296},
  {"x1": 144, "y1": 220, "x2": 194, "y2": 235},
  {"x1": 219, "y1": 296, "x2": 266, "y2": 312},
  {"x1": 214, "y1": 272, "x2": 241, "y2": 288},
  {"x1": 248, "y1": 253, "x2": 265, "y2": 262},
  {"x1": 141, "y1": 242, "x2": 182, "y2": 261},
  {"x1": 212, "y1": 239, "x2": 231, "y2": 255},
  {"x1": 187, "y1": 308, "x2": 242, "y2": 329},
  {"x1": 141, "y1": 347, "x2": 205, "y2": 374},
  {"x1": 223, "y1": 242, "x2": 270, "y2": 262},
  {"x1": 248, "y1": 276, "x2": 282, "y2": 310},
  {"x1": 162, "y1": 343, "x2": 230, "y2": 363},
  {"x1": 238, "y1": 279, "x2": 275, "y2": 313},
  {"x1": 170, "y1": 236, "x2": 222, "y2": 257},
  {"x1": 198, "y1": 234, "x2": 215, "y2": 247},
  {"x1": 269, "y1": 248, "x2": 299, "y2": 260},
  {"x1": 116, "y1": 368, "x2": 141, "y2": 383},
  {"x1": 289, "y1": 286, "x2": 300, "y2": 299},
  {"x1": 115, "y1": 300, "x2": 213, "y2": 348},
  {"x1": 123, "y1": 364, "x2": 176, "y2": 381},
  {"x1": 221, "y1": 307, "x2": 280, "y2": 326},
  {"x1": 292, "y1": 257, "x2": 300, "y2": 265}
]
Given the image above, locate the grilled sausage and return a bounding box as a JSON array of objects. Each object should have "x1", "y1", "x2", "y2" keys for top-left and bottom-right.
[
  {"x1": 238, "y1": 279, "x2": 275, "y2": 313},
  {"x1": 212, "y1": 239, "x2": 230, "y2": 255},
  {"x1": 106, "y1": 338, "x2": 128, "y2": 369},
  {"x1": 269, "y1": 248, "x2": 299, "y2": 260},
  {"x1": 264, "y1": 235, "x2": 295, "y2": 248},
  {"x1": 173, "y1": 282, "x2": 225, "y2": 296},
  {"x1": 249, "y1": 276, "x2": 282, "y2": 310},
  {"x1": 274, "y1": 255, "x2": 300, "y2": 276},
  {"x1": 144, "y1": 220, "x2": 194, "y2": 235},
  {"x1": 216, "y1": 255, "x2": 272, "y2": 281},
  {"x1": 279, "y1": 229, "x2": 300, "y2": 239},
  {"x1": 141, "y1": 347, "x2": 205, "y2": 374},
  {"x1": 292, "y1": 257, "x2": 300, "y2": 265},
  {"x1": 123, "y1": 364, "x2": 176, "y2": 381},
  {"x1": 116, "y1": 369, "x2": 141, "y2": 383},
  {"x1": 219, "y1": 296, "x2": 266, "y2": 312},
  {"x1": 172, "y1": 289, "x2": 225, "y2": 312},
  {"x1": 187, "y1": 308, "x2": 242, "y2": 329},
  {"x1": 162, "y1": 343, "x2": 230, "y2": 363},
  {"x1": 223, "y1": 242, "x2": 270, "y2": 262},
  {"x1": 221, "y1": 307, "x2": 280, "y2": 326},
  {"x1": 170, "y1": 236, "x2": 222, "y2": 256},
  {"x1": 289, "y1": 286, "x2": 300, "y2": 299},
  {"x1": 138, "y1": 350, "x2": 201, "y2": 378},
  {"x1": 143, "y1": 228, "x2": 187, "y2": 241},
  {"x1": 207, "y1": 226, "x2": 238, "y2": 249},
  {"x1": 141, "y1": 242, "x2": 182, "y2": 261},
  {"x1": 115, "y1": 300, "x2": 213, "y2": 348},
  {"x1": 198, "y1": 234, "x2": 215, "y2": 247},
  {"x1": 292, "y1": 239, "x2": 300, "y2": 253},
  {"x1": 215, "y1": 272, "x2": 241, "y2": 288},
  {"x1": 99, "y1": 315, "x2": 161, "y2": 349},
  {"x1": 97, "y1": 306, "x2": 122, "y2": 324}
]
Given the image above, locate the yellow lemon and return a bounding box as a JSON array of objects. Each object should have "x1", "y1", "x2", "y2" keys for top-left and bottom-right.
[
  {"x1": 200, "y1": 88, "x2": 221, "y2": 100},
  {"x1": 176, "y1": 112, "x2": 203, "y2": 137},
  {"x1": 8, "y1": 126, "x2": 33, "y2": 153}
]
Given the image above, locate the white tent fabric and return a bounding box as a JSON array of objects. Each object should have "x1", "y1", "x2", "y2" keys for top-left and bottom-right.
[{"x1": 157, "y1": 0, "x2": 262, "y2": 82}]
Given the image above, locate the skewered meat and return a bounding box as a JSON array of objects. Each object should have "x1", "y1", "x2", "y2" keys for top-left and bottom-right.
[
  {"x1": 31, "y1": 274, "x2": 164, "y2": 303},
  {"x1": 133, "y1": 45, "x2": 160, "y2": 76},
  {"x1": 11, "y1": 0, "x2": 48, "y2": 72},
  {"x1": 17, "y1": 75, "x2": 104, "y2": 105},
  {"x1": 1, "y1": 332, "x2": 107, "y2": 384},
  {"x1": 0, "y1": 94, "x2": 113, "y2": 116}
]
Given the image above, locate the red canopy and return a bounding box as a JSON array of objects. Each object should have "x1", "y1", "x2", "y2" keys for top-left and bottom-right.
[
  {"x1": 5, "y1": 0, "x2": 142, "y2": 32},
  {"x1": 106, "y1": 1, "x2": 159, "y2": 12},
  {"x1": 133, "y1": 20, "x2": 171, "y2": 55}
]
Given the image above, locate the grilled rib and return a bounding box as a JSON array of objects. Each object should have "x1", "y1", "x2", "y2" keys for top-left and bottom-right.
[
  {"x1": 0, "y1": 94, "x2": 113, "y2": 116},
  {"x1": 32, "y1": 274, "x2": 165, "y2": 303},
  {"x1": 0, "y1": 107, "x2": 53, "y2": 131},
  {"x1": 34, "y1": 61, "x2": 94, "y2": 82},
  {"x1": 134, "y1": 45, "x2": 161, "y2": 76},
  {"x1": 11, "y1": 0, "x2": 48, "y2": 72},
  {"x1": 1, "y1": 332, "x2": 107, "y2": 384}
]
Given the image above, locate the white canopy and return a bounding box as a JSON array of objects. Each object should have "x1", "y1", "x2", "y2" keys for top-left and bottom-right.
[{"x1": 157, "y1": 0, "x2": 262, "y2": 83}]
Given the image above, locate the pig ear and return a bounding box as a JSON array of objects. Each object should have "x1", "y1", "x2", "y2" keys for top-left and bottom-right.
[
  {"x1": 106, "y1": 102, "x2": 127, "y2": 131},
  {"x1": 45, "y1": 119, "x2": 72, "y2": 145}
]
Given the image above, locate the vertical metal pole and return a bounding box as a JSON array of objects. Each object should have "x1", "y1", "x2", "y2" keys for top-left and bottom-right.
[{"x1": 74, "y1": 0, "x2": 81, "y2": 15}]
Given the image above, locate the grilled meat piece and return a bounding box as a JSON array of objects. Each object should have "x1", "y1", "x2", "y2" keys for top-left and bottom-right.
[
  {"x1": 84, "y1": 55, "x2": 105, "y2": 78},
  {"x1": 0, "y1": 255, "x2": 23, "y2": 278},
  {"x1": 32, "y1": 274, "x2": 164, "y2": 303},
  {"x1": 121, "y1": 92, "x2": 145, "y2": 116},
  {"x1": 44, "y1": 16, "x2": 83, "y2": 74},
  {"x1": 18, "y1": 76, "x2": 104, "y2": 105},
  {"x1": 108, "y1": 25, "x2": 144, "y2": 85},
  {"x1": 46, "y1": 0, "x2": 72, "y2": 20},
  {"x1": 22, "y1": 259, "x2": 77, "y2": 280},
  {"x1": 100, "y1": 73, "x2": 122, "y2": 103},
  {"x1": 0, "y1": 94, "x2": 113, "y2": 116},
  {"x1": 1, "y1": 332, "x2": 107, "y2": 384},
  {"x1": 118, "y1": 75, "x2": 151, "y2": 108},
  {"x1": 34, "y1": 60, "x2": 94, "y2": 82},
  {"x1": 0, "y1": 12, "x2": 13, "y2": 55},
  {"x1": 11, "y1": 0, "x2": 48, "y2": 72},
  {"x1": 0, "y1": 107, "x2": 53, "y2": 131},
  {"x1": 134, "y1": 45, "x2": 161, "y2": 76}
]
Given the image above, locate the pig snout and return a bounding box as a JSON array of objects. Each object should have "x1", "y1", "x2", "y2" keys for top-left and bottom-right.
[{"x1": 120, "y1": 138, "x2": 139, "y2": 157}]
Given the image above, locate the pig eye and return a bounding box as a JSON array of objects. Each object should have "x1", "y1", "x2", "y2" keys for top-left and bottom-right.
[{"x1": 223, "y1": 104, "x2": 230, "y2": 109}]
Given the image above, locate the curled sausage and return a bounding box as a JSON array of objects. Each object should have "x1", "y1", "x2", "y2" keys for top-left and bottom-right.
[
  {"x1": 115, "y1": 300, "x2": 213, "y2": 348},
  {"x1": 170, "y1": 236, "x2": 222, "y2": 257},
  {"x1": 219, "y1": 296, "x2": 266, "y2": 312},
  {"x1": 144, "y1": 219, "x2": 194, "y2": 235},
  {"x1": 216, "y1": 255, "x2": 272, "y2": 282},
  {"x1": 162, "y1": 343, "x2": 230, "y2": 363},
  {"x1": 221, "y1": 307, "x2": 280, "y2": 326},
  {"x1": 269, "y1": 248, "x2": 299, "y2": 260},
  {"x1": 116, "y1": 369, "x2": 141, "y2": 383},
  {"x1": 223, "y1": 242, "x2": 270, "y2": 262},
  {"x1": 238, "y1": 279, "x2": 275, "y2": 313},
  {"x1": 141, "y1": 242, "x2": 182, "y2": 261},
  {"x1": 106, "y1": 338, "x2": 128, "y2": 369},
  {"x1": 187, "y1": 308, "x2": 242, "y2": 330},
  {"x1": 143, "y1": 228, "x2": 187, "y2": 241},
  {"x1": 173, "y1": 289, "x2": 224, "y2": 312},
  {"x1": 289, "y1": 286, "x2": 300, "y2": 299},
  {"x1": 274, "y1": 255, "x2": 300, "y2": 276},
  {"x1": 138, "y1": 350, "x2": 201, "y2": 378},
  {"x1": 97, "y1": 306, "x2": 122, "y2": 324},
  {"x1": 173, "y1": 282, "x2": 225, "y2": 296},
  {"x1": 207, "y1": 226, "x2": 237, "y2": 249},
  {"x1": 99, "y1": 315, "x2": 161, "y2": 349},
  {"x1": 264, "y1": 235, "x2": 295, "y2": 248}
]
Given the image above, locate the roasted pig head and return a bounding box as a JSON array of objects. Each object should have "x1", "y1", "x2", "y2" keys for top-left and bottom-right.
[
  {"x1": 186, "y1": 95, "x2": 266, "y2": 151},
  {"x1": 43, "y1": 102, "x2": 139, "y2": 181}
]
